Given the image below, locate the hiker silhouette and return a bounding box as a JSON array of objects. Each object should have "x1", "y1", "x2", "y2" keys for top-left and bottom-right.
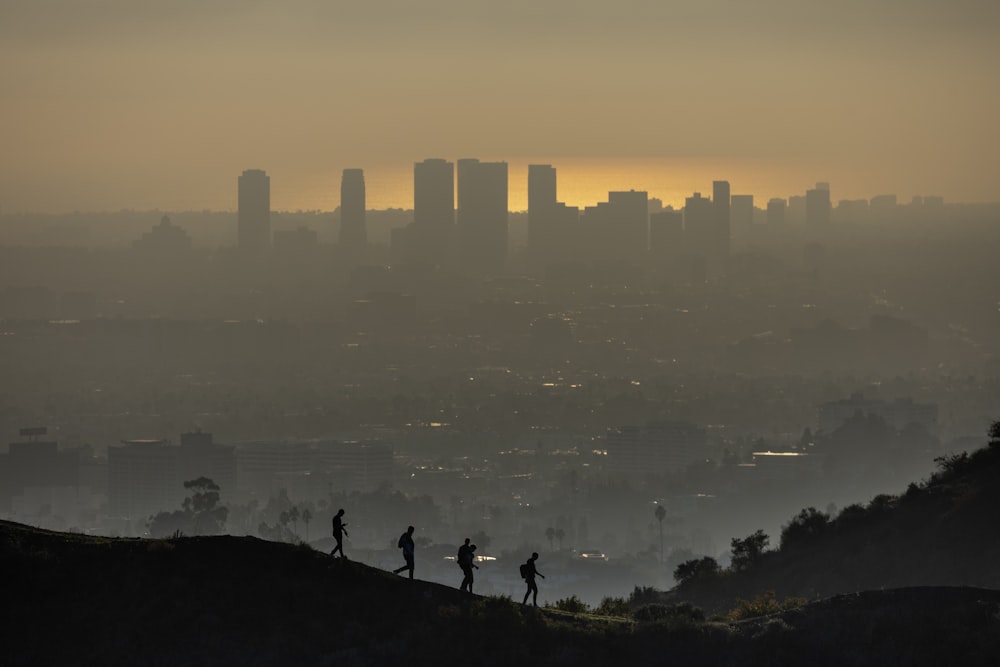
[
  {"x1": 331, "y1": 509, "x2": 348, "y2": 559},
  {"x1": 392, "y1": 525, "x2": 416, "y2": 579},
  {"x1": 521, "y1": 552, "x2": 544, "y2": 607},
  {"x1": 458, "y1": 538, "x2": 479, "y2": 594}
]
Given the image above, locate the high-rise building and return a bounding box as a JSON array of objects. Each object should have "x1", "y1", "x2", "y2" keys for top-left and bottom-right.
[
  {"x1": 649, "y1": 208, "x2": 684, "y2": 259},
  {"x1": 730, "y1": 194, "x2": 754, "y2": 239},
  {"x1": 767, "y1": 198, "x2": 786, "y2": 227},
  {"x1": 238, "y1": 169, "x2": 270, "y2": 251},
  {"x1": 712, "y1": 180, "x2": 731, "y2": 276},
  {"x1": 411, "y1": 158, "x2": 455, "y2": 267},
  {"x1": 527, "y1": 164, "x2": 581, "y2": 269},
  {"x1": 457, "y1": 159, "x2": 508, "y2": 274},
  {"x1": 806, "y1": 183, "x2": 831, "y2": 226},
  {"x1": 578, "y1": 190, "x2": 648, "y2": 262},
  {"x1": 339, "y1": 169, "x2": 367, "y2": 251}
]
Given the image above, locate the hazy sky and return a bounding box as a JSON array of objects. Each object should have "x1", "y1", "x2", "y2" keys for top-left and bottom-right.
[{"x1": 2, "y1": 0, "x2": 998, "y2": 212}]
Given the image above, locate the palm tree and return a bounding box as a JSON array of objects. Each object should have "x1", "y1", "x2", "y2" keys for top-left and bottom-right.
[
  {"x1": 289, "y1": 506, "x2": 300, "y2": 536},
  {"x1": 554, "y1": 528, "x2": 565, "y2": 550},
  {"x1": 545, "y1": 526, "x2": 555, "y2": 550},
  {"x1": 655, "y1": 504, "x2": 666, "y2": 563}
]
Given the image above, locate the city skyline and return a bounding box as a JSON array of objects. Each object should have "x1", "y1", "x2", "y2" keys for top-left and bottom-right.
[{"x1": 1, "y1": 2, "x2": 997, "y2": 213}]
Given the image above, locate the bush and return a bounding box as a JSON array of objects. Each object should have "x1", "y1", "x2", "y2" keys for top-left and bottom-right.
[
  {"x1": 593, "y1": 596, "x2": 630, "y2": 617},
  {"x1": 727, "y1": 591, "x2": 808, "y2": 621},
  {"x1": 549, "y1": 595, "x2": 588, "y2": 613},
  {"x1": 633, "y1": 602, "x2": 705, "y2": 626},
  {"x1": 627, "y1": 585, "x2": 661, "y2": 608}
]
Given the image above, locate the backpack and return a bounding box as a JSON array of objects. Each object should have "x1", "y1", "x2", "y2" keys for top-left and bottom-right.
[
  {"x1": 519, "y1": 562, "x2": 530, "y2": 579},
  {"x1": 397, "y1": 534, "x2": 406, "y2": 549}
]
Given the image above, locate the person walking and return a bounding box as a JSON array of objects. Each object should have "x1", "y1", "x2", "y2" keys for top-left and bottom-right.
[
  {"x1": 331, "y1": 509, "x2": 348, "y2": 559},
  {"x1": 458, "y1": 538, "x2": 479, "y2": 594},
  {"x1": 521, "y1": 552, "x2": 544, "y2": 607},
  {"x1": 393, "y1": 525, "x2": 416, "y2": 579}
]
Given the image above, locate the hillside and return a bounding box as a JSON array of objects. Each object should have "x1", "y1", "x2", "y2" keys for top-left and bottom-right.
[
  {"x1": 4, "y1": 520, "x2": 1000, "y2": 665},
  {"x1": 666, "y1": 436, "x2": 1000, "y2": 613}
]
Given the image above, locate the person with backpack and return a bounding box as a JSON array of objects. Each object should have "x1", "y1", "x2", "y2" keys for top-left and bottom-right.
[
  {"x1": 393, "y1": 525, "x2": 416, "y2": 579},
  {"x1": 330, "y1": 509, "x2": 348, "y2": 559},
  {"x1": 520, "y1": 552, "x2": 544, "y2": 607},
  {"x1": 458, "y1": 538, "x2": 479, "y2": 594}
]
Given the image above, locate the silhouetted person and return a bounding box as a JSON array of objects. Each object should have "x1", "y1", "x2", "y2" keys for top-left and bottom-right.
[
  {"x1": 331, "y1": 509, "x2": 348, "y2": 559},
  {"x1": 393, "y1": 525, "x2": 415, "y2": 579},
  {"x1": 521, "y1": 552, "x2": 544, "y2": 606},
  {"x1": 458, "y1": 538, "x2": 479, "y2": 594}
]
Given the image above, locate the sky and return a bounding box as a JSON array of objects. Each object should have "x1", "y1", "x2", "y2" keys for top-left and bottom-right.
[{"x1": 1, "y1": 0, "x2": 999, "y2": 212}]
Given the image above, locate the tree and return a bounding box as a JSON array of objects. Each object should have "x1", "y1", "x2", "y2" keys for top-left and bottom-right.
[
  {"x1": 301, "y1": 508, "x2": 312, "y2": 541},
  {"x1": 554, "y1": 528, "x2": 565, "y2": 550},
  {"x1": 288, "y1": 506, "x2": 300, "y2": 536},
  {"x1": 674, "y1": 556, "x2": 721, "y2": 585},
  {"x1": 545, "y1": 526, "x2": 555, "y2": 550},
  {"x1": 148, "y1": 477, "x2": 228, "y2": 538},
  {"x1": 780, "y1": 507, "x2": 829, "y2": 550},
  {"x1": 654, "y1": 504, "x2": 666, "y2": 563},
  {"x1": 730, "y1": 529, "x2": 769, "y2": 571}
]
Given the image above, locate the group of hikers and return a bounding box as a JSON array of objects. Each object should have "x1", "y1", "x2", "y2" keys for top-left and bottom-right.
[{"x1": 329, "y1": 509, "x2": 545, "y2": 606}]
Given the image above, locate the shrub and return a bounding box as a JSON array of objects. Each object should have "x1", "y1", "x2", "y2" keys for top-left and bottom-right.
[
  {"x1": 593, "y1": 596, "x2": 630, "y2": 617},
  {"x1": 550, "y1": 595, "x2": 588, "y2": 613},
  {"x1": 627, "y1": 585, "x2": 661, "y2": 608},
  {"x1": 727, "y1": 591, "x2": 808, "y2": 621},
  {"x1": 633, "y1": 602, "x2": 705, "y2": 626}
]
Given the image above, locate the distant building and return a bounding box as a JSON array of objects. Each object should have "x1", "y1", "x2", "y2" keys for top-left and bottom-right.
[
  {"x1": 457, "y1": 159, "x2": 508, "y2": 275},
  {"x1": 649, "y1": 208, "x2": 684, "y2": 259},
  {"x1": 236, "y1": 439, "x2": 393, "y2": 501},
  {"x1": 339, "y1": 168, "x2": 367, "y2": 252},
  {"x1": 766, "y1": 198, "x2": 786, "y2": 228},
  {"x1": 805, "y1": 183, "x2": 831, "y2": 226},
  {"x1": 683, "y1": 192, "x2": 714, "y2": 272},
  {"x1": 107, "y1": 432, "x2": 236, "y2": 526},
  {"x1": 410, "y1": 158, "x2": 455, "y2": 267},
  {"x1": 273, "y1": 226, "x2": 319, "y2": 256},
  {"x1": 817, "y1": 393, "x2": 938, "y2": 435},
  {"x1": 579, "y1": 190, "x2": 648, "y2": 262},
  {"x1": 132, "y1": 216, "x2": 193, "y2": 256},
  {"x1": 730, "y1": 194, "x2": 754, "y2": 240},
  {"x1": 238, "y1": 169, "x2": 271, "y2": 251},
  {"x1": 712, "y1": 180, "x2": 731, "y2": 274},
  {"x1": 604, "y1": 421, "x2": 706, "y2": 475}
]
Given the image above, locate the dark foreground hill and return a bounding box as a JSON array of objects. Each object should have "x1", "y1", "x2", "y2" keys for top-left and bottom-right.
[
  {"x1": 666, "y1": 438, "x2": 1000, "y2": 614},
  {"x1": 3, "y1": 520, "x2": 1000, "y2": 666}
]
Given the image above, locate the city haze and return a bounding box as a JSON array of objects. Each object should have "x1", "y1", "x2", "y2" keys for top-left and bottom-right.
[{"x1": 2, "y1": 0, "x2": 999, "y2": 212}]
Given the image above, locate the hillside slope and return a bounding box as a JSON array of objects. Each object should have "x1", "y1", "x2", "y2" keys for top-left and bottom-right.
[
  {"x1": 3, "y1": 520, "x2": 1000, "y2": 666},
  {"x1": 668, "y1": 439, "x2": 1000, "y2": 613}
]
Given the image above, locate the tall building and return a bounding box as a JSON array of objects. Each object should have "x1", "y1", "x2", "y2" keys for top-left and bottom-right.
[
  {"x1": 649, "y1": 208, "x2": 684, "y2": 259},
  {"x1": 730, "y1": 194, "x2": 754, "y2": 240},
  {"x1": 806, "y1": 183, "x2": 831, "y2": 226},
  {"x1": 767, "y1": 198, "x2": 786, "y2": 228},
  {"x1": 712, "y1": 180, "x2": 731, "y2": 276},
  {"x1": 238, "y1": 169, "x2": 270, "y2": 251},
  {"x1": 528, "y1": 164, "x2": 557, "y2": 268},
  {"x1": 412, "y1": 158, "x2": 455, "y2": 267},
  {"x1": 527, "y1": 164, "x2": 579, "y2": 269},
  {"x1": 579, "y1": 190, "x2": 648, "y2": 262},
  {"x1": 457, "y1": 159, "x2": 508, "y2": 274},
  {"x1": 683, "y1": 192, "x2": 713, "y2": 271},
  {"x1": 339, "y1": 169, "x2": 367, "y2": 251}
]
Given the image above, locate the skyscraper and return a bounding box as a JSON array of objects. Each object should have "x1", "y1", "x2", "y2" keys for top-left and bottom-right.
[
  {"x1": 806, "y1": 182, "x2": 831, "y2": 226},
  {"x1": 712, "y1": 180, "x2": 731, "y2": 276},
  {"x1": 238, "y1": 169, "x2": 270, "y2": 251},
  {"x1": 457, "y1": 159, "x2": 508, "y2": 274},
  {"x1": 767, "y1": 198, "x2": 786, "y2": 228},
  {"x1": 339, "y1": 168, "x2": 367, "y2": 251},
  {"x1": 527, "y1": 164, "x2": 557, "y2": 269},
  {"x1": 412, "y1": 158, "x2": 454, "y2": 267}
]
